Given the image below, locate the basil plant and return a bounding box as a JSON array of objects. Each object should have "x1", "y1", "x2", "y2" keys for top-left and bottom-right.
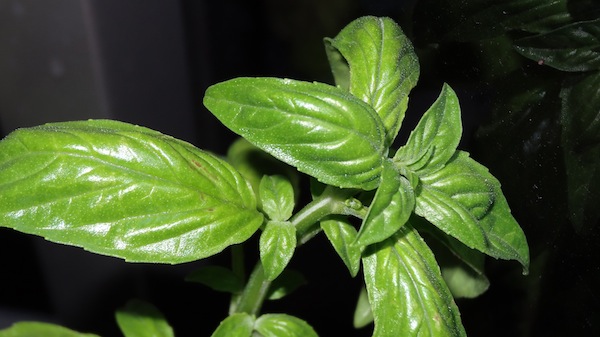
[{"x1": 0, "y1": 16, "x2": 528, "y2": 337}]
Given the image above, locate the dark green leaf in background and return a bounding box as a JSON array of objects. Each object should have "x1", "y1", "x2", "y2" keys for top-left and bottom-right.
[
  {"x1": 204, "y1": 77, "x2": 386, "y2": 191},
  {"x1": 320, "y1": 216, "x2": 362, "y2": 277},
  {"x1": 560, "y1": 71, "x2": 600, "y2": 232},
  {"x1": 266, "y1": 269, "x2": 307, "y2": 300},
  {"x1": 362, "y1": 222, "x2": 466, "y2": 337},
  {"x1": 185, "y1": 265, "x2": 244, "y2": 294},
  {"x1": 515, "y1": 18, "x2": 600, "y2": 71},
  {"x1": 115, "y1": 299, "x2": 174, "y2": 337},
  {"x1": 325, "y1": 16, "x2": 420, "y2": 146},
  {"x1": 260, "y1": 220, "x2": 297, "y2": 281},
  {"x1": 259, "y1": 175, "x2": 295, "y2": 221},
  {"x1": 255, "y1": 314, "x2": 319, "y2": 337},
  {"x1": 0, "y1": 120, "x2": 263, "y2": 263},
  {"x1": 0, "y1": 322, "x2": 99, "y2": 337},
  {"x1": 355, "y1": 160, "x2": 414, "y2": 246},
  {"x1": 210, "y1": 313, "x2": 254, "y2": 337},
  {"x1": 416, "y1": 151, "x2": 529, "y2": 272},
  {"x1": 394, "y1": 84, "x2": 462, "y2": 175}
]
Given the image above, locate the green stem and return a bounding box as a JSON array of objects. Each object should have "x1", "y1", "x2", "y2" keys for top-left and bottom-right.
[{"x1": 233, "y1": 186, "x2": 362, "y2": 316}]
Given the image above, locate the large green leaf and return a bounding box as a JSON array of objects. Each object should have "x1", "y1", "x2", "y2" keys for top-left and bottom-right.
[
  {"x1": 394, "y1": 84, "x2": 462, "y2": 175},
  {"x1": 355, "y1": 160, "x2": 414, "y2": 246},
  {"x1": 210, "y1": 313, "x2": 255, "y2": 337},
  {"x1": 362, "y1": 222, "x2": 466, "y2": 337},
  {"x1": 560, "y1": 71, "x2": 600, "y2": 232},
  {"x1": 515, "y1": 18, "x2": 600, "y2": 71},
  {"x1": 254, "y1": 314, "x2": 318, "y2": 337},
  {"x1": 204, "y1": 77, "x2": 387, "y2": 190},
  {"x1": 115, "y1": 299, "x2": 174, "y2": 337},
  {"x1": 0, "y1": 322, "x2": 99, "y2": 337},
  {"x1": 325, "y1": 16, "x2": 419, "y2": 146},
  {"x1": 0, "y1": 120, "x2": 263, "y2": 263},
  {"x1": 416, "y1": 151, "x2": 529, "y2": 272}
]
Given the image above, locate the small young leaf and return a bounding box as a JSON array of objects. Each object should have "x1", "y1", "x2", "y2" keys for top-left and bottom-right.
[
  {"x1": 204, "y1": 77, "x2": 387, "y2": 190},
  {"x1": 0, "y1": 120, "x2": 263, "y2": 264},
  {"x1": 0, "y1": 322, "x2": 99, "y2": 337},
  {"x1": 259, "y1": 175, "x2": 295, "y2": 221},
  {"x1": 416, "y1": 151, "x2": 529, "y2": 273},
  {"x1": 115, "y1": 299, "x2": 174, "y2": 337},
  {"x1": 210, "y1": 313, "x2": 255, "y2": 337},
  {"x1": 255, "y1": 314, "x2": 319, "y2": 337},
  {"x1": 394, "y1": 84, "x2": 462, "y2": 175},
  {"x1": 325, "y1": 16, "x2": 420, "y2": 146},
  {"x1": 515, "y1": 18, "x2": 600, "y2": 71},
  {"x1": 441, "y1": 263, "x2": 490, "y2": 299},
  {"x1": 362, "y1": 222, "x2": 467, "y2": 337},
  {"x1": 260, "y1": 221, "x2": 297, "y2": 281},
  {"x1": 185, "y1": 265, "x2": 244, "y2": 294},
  {"x1": 355, "y1": 160, "x2": 415, "y2": 246},
  {"x1": 353, "y1": 287, "x2": 374, "y2": 329},
  {"x1": 267, "y1": 269, "x2": 307, "y2": 300},
  {"x1": 320, "y1": 216, "x2": 362, "y2": 277}
]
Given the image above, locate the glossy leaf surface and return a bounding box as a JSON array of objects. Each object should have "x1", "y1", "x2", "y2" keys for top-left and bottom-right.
[
  {"x1": 416, "y1": 151, "x2": 529, "y2": 272},
  {"x1": 204, "y1": 77, "x2": 386, "y2": 190},
  {"x1": 320, "y1": 216, "x2": 361, "y2": 277},
  {"x1": 356, "y1": 160, "x2": 414, "y2": 246},
  {"x1": 115, "y1": 299, "x2": 174, "y2": 337},
  {"x1": 260, "y1": 220, "x2": 296, "y2": 281},
  {"x1": 515, "y1": 18, "x2": 600, "y2": 71},
  {"x1": 0, "y1": 322, "x2": 99, "y2": 337},
  {"x1": 362, "y1": 223, "x2": 466, "y2": 337},
  {"x1": 259, "y1": 175, "x2": 295, "y2": 221},
  {"x1": 255, "y1": 314, "x2": 319, "y2": 337},
  {"x1": 394, "y1": 84, "x2": 462, "y2": 175},
  {"x1": 185, "y1": 265, "x2": 243, "y2": 294},
  {"x1": 325, "y1": 16, "x2": 419, "y2": 146},
  {"x1": 0, "y1": 120, "x2": 263, "y2": 263},
  {"x1": 210, "y1": 313, "x2": 254, "y2": 337}
]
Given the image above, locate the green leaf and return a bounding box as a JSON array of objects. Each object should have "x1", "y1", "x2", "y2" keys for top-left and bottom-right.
[
  {"x1": 444, "y1": 0, "x2": 572, "y2": 40},
  {"x1": 394, "y1": 84, "x2": 462, "y2": 175},
  {"x1": 255, "y1": 314, "x2": 318, "y2": 337},
  {"x1": 362, "y1": 222, "x2": 466, "y2": 337},
  {"x1": 0, "y1": 120, "x2": 263, "y2": 264},
  {"x1": 260, "y1": 220, "x2": 296, "y2": 281},
  {"x1": 416, "y1": 151, "x2": 530, "y2": 273},
  {"x1": 515, "y1": 18, "x2": 600, "y2": 71},
  {"x1": 185, "y1": 265, "x2": 243, "y2": 294},
  {"x1": 353, "y1": 287, "x2": 374, "y2": 329},
  {"x1": 325, "y1": 16, "x2": 420, "y2": 146},
  {"x1": 204, "y1": 77, "x2": 387, "y2": 190},
  {"x1": 267, "y1": 269, "x2": 307, "y2": 300},
  {"x1": 560, "y1": 71, "x2": 600, "y2": 232},
  {"x1": 355, "y1": 160, "x2": 414, "y2": 246},
  {"x1": 210, "y1": 313, "x2": 255, "y2": 337},
  {"x1": 0, "y1": 322, "x2": 99, "y2": 337},
  {"x1": 320, "y1": 216, "x2": 362, "y2": 277},
  {"x1": 259, "y1": 175, "x2": 295, "y2": 221},
  {"x1": 115, "y1": 299, "x2": 174, "y2": 337}
]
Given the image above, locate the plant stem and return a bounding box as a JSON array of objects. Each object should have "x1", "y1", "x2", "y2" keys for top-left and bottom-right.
[
  {"x1": 233, "y1": 186, "x2": 361, "y2": 316},
  {"x1": 233, "y1": 262, "x2": 270, "y2": 316}
]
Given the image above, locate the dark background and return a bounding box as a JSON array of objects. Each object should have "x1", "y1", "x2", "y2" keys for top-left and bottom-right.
[{"x1": 0, "y1": 1, "x2": 598, "y2": 336}]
